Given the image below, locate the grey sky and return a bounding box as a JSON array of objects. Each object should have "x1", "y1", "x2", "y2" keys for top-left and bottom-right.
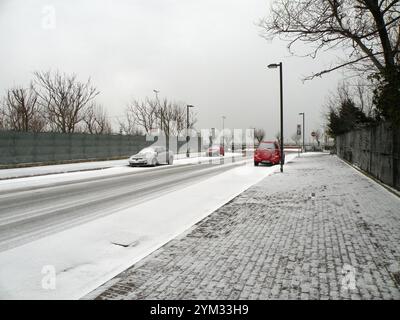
[{"x1": 0, "y1": 0, "x2": 345, "y2": 141}]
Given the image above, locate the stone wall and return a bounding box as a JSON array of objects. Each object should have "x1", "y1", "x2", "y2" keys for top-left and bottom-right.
[{"x1": 336, "y1": 122, "x2": 400, "y2": 190}]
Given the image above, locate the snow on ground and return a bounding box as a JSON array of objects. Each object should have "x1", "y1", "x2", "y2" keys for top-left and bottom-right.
[
  {"x1": 0, "y1": 159, "x2": 129, "y2": 180},
  {"x1": 0, "y1": 149, "x2": 302, "y2": 181},
  {"x1": 0, "y1": 153, "x2": 297, "y2": 299},
  {"x1": 0, "y1": 152, "x2": 244, "y2": 192},
  {"x1": 0, "y1": 152, "x2": 204, "y2": 180}
]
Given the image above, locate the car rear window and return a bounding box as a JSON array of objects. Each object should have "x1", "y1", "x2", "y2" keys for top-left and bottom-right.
[{"x1": 259, "y1": 142, "x2": 275, "y2": 149}]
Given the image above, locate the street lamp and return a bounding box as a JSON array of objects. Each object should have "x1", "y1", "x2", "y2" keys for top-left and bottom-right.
[
  {"x1": 222, "y1": 116, "x2": 226, "y2": 151},
  {"x1": 186, "y1": 105, "x2": 194, "y2": 157},
  {"x1": 153, "y1": 89, "x2": 161, "y2": 131},
  {"x1": 299, "y1": 112, "x2": 305, "y2": 153},
  {"x1": 267, "y1": 62, "x2": 284, "y2": 173}
]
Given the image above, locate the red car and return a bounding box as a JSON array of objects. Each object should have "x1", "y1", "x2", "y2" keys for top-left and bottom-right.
[
  {"x1": 254, "y1": 141, "x2": 284, "y2": 166},
  {"x1": 207, "y1": 145, "x2": 225, "y2": 157}
]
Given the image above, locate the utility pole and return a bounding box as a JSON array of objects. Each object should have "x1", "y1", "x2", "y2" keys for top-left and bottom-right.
[
  {"x1": 153, "y1": 89, "x2": 161, "y2": 131},
  {"x1": 268, "y1": 62, "x2": 284, "y2": 173},
  {"x1": 222, "y1": 116, "x2": 226, "y2": 151},
  {"x1": 299, "y1": 112, "x2": 305, "y2": 153},
  {"x1": 279, "y1": 63, "x2": 283, "y2": 173},
  {"x1": 186, "y1": 105, "x2": 194, "y2": 157}
]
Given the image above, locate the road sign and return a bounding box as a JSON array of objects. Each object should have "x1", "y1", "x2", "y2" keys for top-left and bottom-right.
[
  {"x1": 311, "y1": 131, "x2": 316, "y2": 137},
  {"x1": 297, "y1": 124, "x2": 301, "y2": 136}
]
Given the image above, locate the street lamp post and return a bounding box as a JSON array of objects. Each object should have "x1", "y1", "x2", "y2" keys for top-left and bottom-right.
[
  {"x1": 268, "y1": 62, "x2": 284, "y2": 173},
  {"x1": 299, "y1": 112, "x2": 305, "y2": 153},
  {"x1": 222, "y1": 116, "x2": 226, "y2": 151},
  {"x1": 153, "y1": 89, "x2": 161, "y2": 131},
  {"x1": 186, "y1": 105, "x2": 194, "y2": 157}
]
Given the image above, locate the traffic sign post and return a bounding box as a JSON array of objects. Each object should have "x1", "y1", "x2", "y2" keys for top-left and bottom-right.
[
  {"x1": 297, "y1": 124, "x2": 301, "y2": 157},
  {"x1": 311, "y1": 132, "x2": 317, "y2": 151}
]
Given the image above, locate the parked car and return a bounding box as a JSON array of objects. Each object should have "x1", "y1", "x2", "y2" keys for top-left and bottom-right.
[
  {"x1": 207, "y1": 145, "x2": 225, "y2": 157},
  {"x1": 129, "y1": 146, "x2": 174, "y2": 166},
  {"x1": 254, "y1": 141, "x2": 284, "y2": 166}
]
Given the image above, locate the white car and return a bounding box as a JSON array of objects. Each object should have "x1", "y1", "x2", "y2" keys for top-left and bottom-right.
[{"x1": 129, "y1": 146, "x2": 174, "y2": 167}]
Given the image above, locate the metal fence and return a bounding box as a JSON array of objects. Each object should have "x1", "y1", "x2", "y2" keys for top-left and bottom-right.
[
  {"x1": 0, "y1": 131, "x2": 202, "y2": 166},
  {"x1": 336, "y1": 122, "x2": 400, "y2": 190}
]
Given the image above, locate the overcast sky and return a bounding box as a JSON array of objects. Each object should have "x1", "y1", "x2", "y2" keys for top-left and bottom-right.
[{"x1": 0, "y1": 0, "x2": 345, "y2": 141}]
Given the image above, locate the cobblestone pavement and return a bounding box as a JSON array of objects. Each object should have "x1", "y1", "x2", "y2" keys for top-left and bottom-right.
[{"x1": 86, "y1": 153, "x2": 400, "y2": 300}]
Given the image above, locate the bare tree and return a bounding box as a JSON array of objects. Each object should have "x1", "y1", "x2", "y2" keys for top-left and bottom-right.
[
  {"x1": 254, "y1": 128, "x2": 265, "y2": 144},
  {"x1": 157, "y1": 99, "x2": 196, "y2": 138},
  {"x1": 291, "y1": 132, "x2": 301, "y2": 145},
  {"x1": 173, "y1": 103, "x2": 186, "y2": 137},
  {"x1": 313, "y1": 129, "x2": 322, "y2": 146},
  {"x1": 353, "y1": 80, "x2": 375, "y2": 117},
  {"x1": 0, "y1": 103, "x2": 7, "y2": 130},
  {"x1": 83, "y1": 104, "x2": 112, "y2": 134},
  {"x1": 187, "y1": 107, "x2": 197, "y2": 130},
  {"x1": 260, "y1": 0, "x2": 400, "y2": 79},
  {"x1": 171, "y1": 103, "x2": 197, "y2": 137},
  {"x1": 118, "y1": 109, "x2": 143, "y2": 136},
  {"x1": 118, "y1": 97, "x2": 158, "y2": 135},
  {"x1": 2, "y1": 85, "x2": 46, "y2": 132},
  {"x1": 325, "y1": 81, "x2": 375, "y2": 121},
  {"x1": 33, "y1": 70, "x2": 99, "y2": 133},
  {"x1": 120, "y1": 96, "x2": 198, "y2": 138},
  {"x1": 275, "y1": 131, "x2": 281, "y2": 145},
  {"x1": 158, "y1": 98, "x2": 176, "y2": 139},
  {"x1": 127, "y1": 98, "x2": 158, "y2": 134}
]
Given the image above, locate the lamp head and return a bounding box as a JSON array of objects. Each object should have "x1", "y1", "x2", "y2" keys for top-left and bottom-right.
[{"x1": 267, "y1": 63, "x2": 280, "y2": 69}]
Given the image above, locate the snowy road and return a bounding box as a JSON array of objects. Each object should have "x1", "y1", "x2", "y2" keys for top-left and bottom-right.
[{"x1": 0, "y1": 155, "x2": 248, "y2": 252}]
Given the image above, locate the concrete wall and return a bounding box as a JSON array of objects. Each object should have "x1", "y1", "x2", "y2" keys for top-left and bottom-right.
[
  {"x1": 336, "y1": 122, "x2": 400, "y2": 190},
  {"x1": 0, "y1": 131, "x2": 202, "y2": 166}
]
